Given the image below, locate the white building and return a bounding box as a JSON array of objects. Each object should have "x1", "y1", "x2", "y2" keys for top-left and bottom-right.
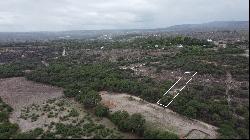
[
  {"x1": 177, "y1": 44, "x2": 183, "y2": 48},
  {"x1": 62, "y1": 48, "x2": 66, "y2": 56},
  {"x1": 207, "y1": 39, "x2": 213, "y2": 42}
]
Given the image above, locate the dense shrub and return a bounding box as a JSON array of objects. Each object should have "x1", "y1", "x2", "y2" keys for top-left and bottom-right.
[
  {"x1": 94, "y1": 104, "x2": 109, "y2": 117},
  {"x1": 110, "y1": 111, "x2": 129, "y2": 125},
  {"x1": 110, "y1": 111, "x2": 145, "y2": 136},
  {"x1": 0, "y1": 64, "x2": 24, "y2": 78},
  {"x1": 0, "y1": 122, "x2": 19, "y2": 139},
  {"x1": 76, "y1": 90, "x2": 101, "y2": 108},
  {"x1": 143, "y1": 129, "x2": 179, "y2": 139},
  {"x1": 13, "y1": 128, "x2": 43, "y2": 139}
]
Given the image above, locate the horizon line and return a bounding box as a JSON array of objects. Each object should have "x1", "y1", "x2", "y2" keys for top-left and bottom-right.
[{"x1": 0, "y1": 20, "x2": 248, "y2": 33}]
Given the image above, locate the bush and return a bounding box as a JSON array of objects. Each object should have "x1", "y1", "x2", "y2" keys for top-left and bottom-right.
[
  {"x1": 122, "y1": 113, "x2": 145, "y2": 135},
  {"x1": 13, "y1": 128, "x2": 43, "y2": 139},
  {"x1": 68, "y1": 109, "x2": 79, "y2": 117},
  {"x1": 0, "y1": 112, "x2": 9, "y2": 122},
  {"x1": 0, "y1": 122, "x2": 19, "y2": 139},
  {"x1": 41, "y1": 132, "x2": 57, "y2": 139},
  {"x1": 110, "y1": 111, "x2": 129, "y2": 125},
  {"x1": 63, "y1": 88, "x2": 79, "y2": 98},
  {"x1": 76, "y1": 90, "x2": 101, "y2": 108},
  {"x1": 110, "y1": 111, "x2": 145, "y2": 135},
  {"x1": 94, "y1": 104, "x2": 109, "y2": 117},
  {"x1": 218, "y1": 124, "x2": 238, "y2": 139},
  {"x1": 143, "y1": 129, "x2": 179, "y2": 139}
]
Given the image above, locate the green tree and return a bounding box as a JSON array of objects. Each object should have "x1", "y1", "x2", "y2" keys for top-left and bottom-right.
[
  {"x1": 0, "y1": 122, "x2": 19, "y2": 139},
  {"x1": 184, "y1": 106, "x2": 197, "y2": 118},
  {"x1": 94, "y1": 104, "x2": 109, "y2": 117},
  {"x1": 110, "y1": 111, "x2": 129, "y2": 125},
  {"x1": 77, "y1": 90, "x2": 101, "y2": 108},
  {"x1": 124, "y1": 113, "x2": 145, "y2": 135},
  {"x1": 143, "y1": 129, "x2": 179, "y2": 139}
]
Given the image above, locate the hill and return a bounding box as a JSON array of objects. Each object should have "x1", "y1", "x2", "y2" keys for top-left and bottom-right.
[{"x1": 163, "y1": 21, "x2": 249, "y2": 32}]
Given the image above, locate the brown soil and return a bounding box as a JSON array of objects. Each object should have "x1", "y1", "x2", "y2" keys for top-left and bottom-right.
[
  {"x1": 0, "y1": 77, "x2": 64, "y2": 132},
  {"x1": 0, "y1": 77, "x2": 63, "y2": 110}
]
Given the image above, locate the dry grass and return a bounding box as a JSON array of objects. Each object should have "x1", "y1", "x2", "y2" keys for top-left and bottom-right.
[{"x1": 0, "y1": 77, "x2": 63, "y2": 110}]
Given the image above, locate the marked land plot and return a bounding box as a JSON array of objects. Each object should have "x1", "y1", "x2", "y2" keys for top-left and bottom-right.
[{"x1": 157, "y1": 72, "x2": 197, "y2": 108}]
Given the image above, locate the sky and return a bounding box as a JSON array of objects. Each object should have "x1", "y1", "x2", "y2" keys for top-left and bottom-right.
[{"x1": 0, "y1": 0, "x2": 249, "y2": 32}]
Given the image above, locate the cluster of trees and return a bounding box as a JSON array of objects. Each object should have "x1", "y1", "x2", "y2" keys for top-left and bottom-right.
[
  {"x1": 55, "y1": 35, "x2": 214, "y2": 50},
  {"x1": 0, "y1": 97, "x2": 19, "y2": 139},
  {"x1": 110, "y1": 111, "x2": 145, "y2": 135},
  {"x1": 109, "y1": 110, "x2": 179, "y2": 139},
  {"x1": 0, "y1": 57, "x2": 46, "y2": 78},
  {"x1": 0, "y1": 64, "x2": 24, "y2": 78},
  {"x1": 75, "y1": 90, "x2": 102, "y2": 108},
  {"x1": 13, "y1": 121, "x2": 122, "y2": 139},
  {"x1": 120, "y1": 36, "x2": 215, "y2": 49},
  {"x1": 143, "y1": 129, "x2": 179, "y2": 139},
  {"x1": 94, "y1": 104, "x2": 109, "y2": 117},
  {"x1": 134, "y1": 36, "x2": 214, "y2": 47},
  {"x1": 26, "y1": 63, "x2": 166, "y2": 104},
  {"x1": 218, "y1": 46, "x2": 245, "y2": 54},
  {"x1": 13, "y1": 128, "x2": 43, "y2": 139},
  {"x1": 153, "y1": 44, "x2": 249, "y2": 79}
]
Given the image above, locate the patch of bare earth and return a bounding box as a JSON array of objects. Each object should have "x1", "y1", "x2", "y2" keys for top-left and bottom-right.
[
  {"x1": 0, "y1": 77, "x2": 139, "y2": 139},
  {"x1": 100, "y1": 91, "x2": 218, "y2": 139},
  {"x1": 0, "y1": 77, "x2": 63, "y2": 132}
]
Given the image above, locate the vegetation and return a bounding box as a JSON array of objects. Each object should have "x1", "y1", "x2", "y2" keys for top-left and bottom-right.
[
  {"x1": 0, "y1": 64, "x2": 24, "y2": 78},
  {"x1": 109, "y1": 110, "x2": 178, "y2": 139},
  {"x1": 0, "y1": 35, "x2": 248, "y2": 139},
  {"x1": 94, "y1": 104, "x2": 109, "y2": 117},
  {"x1": 143, "y1": 129, "x2": 179, "y2": 139},
  {"x1": 54, "y1": 122, "x2": 122, "y2": 139},
  {"x1": 68, "y1": 109, "x2": 79, "y2": 117},
  {"x1": 160, "y1": 84, "x2": 249, "y2": 139},
  {"x1": 24, "y1": 50, "x2": 248, "y2": 139},
  {"x1": 0, "y1": 97, "x2": 19, "y2": 139},
  {"x1": 13, "y1": 128, "x2": 43, "y2": 139},
  {"x1": 0, "y1": 57, "x2": 45, "y2": 78},
  {"x1": 0, "y1": 123, "x2": 19, "y2": 139},
  {"x1": 76, "y1": 90, "x2": 102, "y2": 108}
]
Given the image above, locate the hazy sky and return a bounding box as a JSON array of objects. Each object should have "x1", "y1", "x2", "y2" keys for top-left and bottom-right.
[{"x1": 0, "y1": 0, "x2": 249, "y2": 32}]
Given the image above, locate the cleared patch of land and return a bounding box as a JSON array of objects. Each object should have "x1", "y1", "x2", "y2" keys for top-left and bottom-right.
[
  {"x1": 0, "y1": 77, "x2": 138, "y2": 139},
  {"x1": 100, "y1": 91, "x2": 218, "y2": 139},
  {"x1": 0, "y1": 77, "x2": 63, "y2": 110},
  {"x1": 0, "y1": 77, "x2": 63, "y2": 132}
]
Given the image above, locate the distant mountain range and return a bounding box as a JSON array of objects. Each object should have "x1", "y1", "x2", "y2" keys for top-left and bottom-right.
[
  {"x1": 161, "y1": 21, "x2": 249, "y2": 32},
  {"x1": 0, "y1": 21, "x2": 248, "y2": 42}
]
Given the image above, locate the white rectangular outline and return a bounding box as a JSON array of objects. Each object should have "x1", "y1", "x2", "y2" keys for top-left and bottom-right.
[{"x1": 157, "y1": 71, "x2": 197, "y2": 108}]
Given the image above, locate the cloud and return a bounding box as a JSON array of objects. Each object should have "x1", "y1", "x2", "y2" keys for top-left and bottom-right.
[{"x1": 0, "y1": 0, "x2": 248, "y2": 31}]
